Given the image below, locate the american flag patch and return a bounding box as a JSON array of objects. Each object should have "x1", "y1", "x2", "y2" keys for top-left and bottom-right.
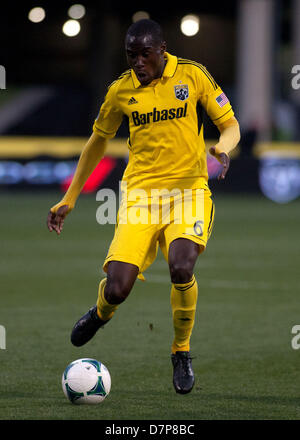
[{"x1": 216, "y1": 92, "x2": 229, "y2": 107}]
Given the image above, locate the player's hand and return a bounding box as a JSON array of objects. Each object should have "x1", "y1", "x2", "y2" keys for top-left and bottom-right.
[
  {"x1": 47, "y1": 204, "x2": 71, "y2": 235},
  {"x1": 209, "y1": 147, "x2": 230, "y2": 180}
]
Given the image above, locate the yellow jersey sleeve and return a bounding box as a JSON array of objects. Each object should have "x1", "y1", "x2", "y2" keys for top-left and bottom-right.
[
  {"x1": 93, "y1": 81, "x2": 123, "y2": 139},
  {"x1": 197, "y1": 66, "x2": 234, "y2": 126}
]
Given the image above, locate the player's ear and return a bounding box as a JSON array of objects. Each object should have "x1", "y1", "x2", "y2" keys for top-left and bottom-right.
[{"x1": 160, "y1": 41, "x2": 167, "y2": 53}]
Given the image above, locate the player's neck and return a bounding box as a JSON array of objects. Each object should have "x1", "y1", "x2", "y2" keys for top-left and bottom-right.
[{"x1": 156, "y1": 58, "x2": 167, "y2": 80}]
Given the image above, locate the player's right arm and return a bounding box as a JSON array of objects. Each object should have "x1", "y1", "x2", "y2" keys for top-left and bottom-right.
[
  {"x1": 47, "y1": 132, "x2": 107, "y2": 235},
  {"x1": 47, "y1": 80, "x2": 123, "y2": 235}
]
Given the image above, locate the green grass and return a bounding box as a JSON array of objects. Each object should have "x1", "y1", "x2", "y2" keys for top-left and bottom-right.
[{"x1": 0, "y1": 190, "x2": 300, "y2": 420}]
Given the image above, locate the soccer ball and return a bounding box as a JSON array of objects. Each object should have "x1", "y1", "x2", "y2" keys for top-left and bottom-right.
[{"x1": 62, "y1": 358, "x2": 111, "y2": 404}]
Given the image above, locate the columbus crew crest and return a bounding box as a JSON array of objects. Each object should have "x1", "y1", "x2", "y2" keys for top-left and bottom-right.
[{"x1": 174, "y1": 84, "x2": 189, "y2": 101}]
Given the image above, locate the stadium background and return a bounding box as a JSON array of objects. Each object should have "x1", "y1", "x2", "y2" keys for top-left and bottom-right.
[{"x1": 0, "y1": 0, "x2": 300, "y2": 421}]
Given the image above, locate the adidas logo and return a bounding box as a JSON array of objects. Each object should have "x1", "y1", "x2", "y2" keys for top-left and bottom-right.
[{"x1": 128, "y1": 96, "x2": 138, "y2": 105}]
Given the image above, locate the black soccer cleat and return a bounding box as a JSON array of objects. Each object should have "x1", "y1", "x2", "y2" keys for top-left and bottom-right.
[
  {"x1": 171, "y1": 351, "x2": 195, "y2": 394},
  {"x1": 70, "y1": 305, "x2": 109, "y2": 347}
]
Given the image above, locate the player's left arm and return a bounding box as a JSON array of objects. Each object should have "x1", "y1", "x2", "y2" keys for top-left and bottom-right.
[
  {"x1": 209, "y1": 116, "x2": 240, "y2": 180},
  {"x1": 195, "y1": 65, "x2": 240, "y2": 180}
]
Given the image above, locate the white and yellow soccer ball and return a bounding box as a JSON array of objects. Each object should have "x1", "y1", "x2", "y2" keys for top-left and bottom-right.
[{"x1": 62, "y1": 358, "x2": 111, "y2": 404}]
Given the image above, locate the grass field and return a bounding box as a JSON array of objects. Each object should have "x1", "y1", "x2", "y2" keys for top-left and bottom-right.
[{"x1": 0, "y1": 190, "x2": 300, "y2": 420}]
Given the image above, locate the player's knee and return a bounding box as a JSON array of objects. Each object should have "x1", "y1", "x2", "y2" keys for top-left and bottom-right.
[
  {"x1": 169, "y1": 261, "x2": 194, "y2": 284},
  {"x1": 104, "y1": 279, "x2": 131, "y2": 304}
]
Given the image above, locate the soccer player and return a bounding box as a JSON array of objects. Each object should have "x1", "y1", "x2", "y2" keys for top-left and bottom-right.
[{"x1": 47, "y1": 19, "x2": 240, "y2": 394}]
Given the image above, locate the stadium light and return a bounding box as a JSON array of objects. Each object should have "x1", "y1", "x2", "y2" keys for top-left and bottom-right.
[
  {"x1": 68, "y1": 4, "x2": 86, "y2": 20},
  {"x1": 28, "y1": 7, "x2": 46, "y2": 23},
  {"x1": 62, "y1": 19, "x2": 81, "y2": 37},
  {"x1": 180, "y1": 15, "x2": 200, "y2": 37},
  {"x1": 132, "y1": 11, "x2": 150, "y2": 22}
]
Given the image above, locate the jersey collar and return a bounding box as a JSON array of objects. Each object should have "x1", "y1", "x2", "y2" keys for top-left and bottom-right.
[{"x1": 131, "y1": 52, "x2": 178, "y2": 88}]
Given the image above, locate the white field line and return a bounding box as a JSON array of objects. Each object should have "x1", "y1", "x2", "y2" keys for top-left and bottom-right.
[
  {"x1": 153, "y1": 259, "x2": 292, "y2": 270},
  {"x1": 145, "y1": 273, "x2": 293, "y2": 291}
]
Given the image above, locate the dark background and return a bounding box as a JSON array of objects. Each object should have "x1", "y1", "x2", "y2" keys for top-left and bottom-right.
[{"x1": 0, "y1": 1, "x2": 243, "y2": 137}]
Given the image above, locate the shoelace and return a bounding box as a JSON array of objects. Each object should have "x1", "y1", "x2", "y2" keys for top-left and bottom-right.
[{"x1": 175, "y1": 353, "x2": 195, "y2": 375}]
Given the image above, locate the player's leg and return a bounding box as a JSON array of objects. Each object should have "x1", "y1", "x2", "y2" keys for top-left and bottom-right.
[
  {"x1": 160, "y1": 187, "x2": 215, "y2": 393},
  {"x1": 169, "y1": 238, "x2": 199, "y2": 394},
  {"x1": 169, "y1": 238, "x2": 199, "y2": 354},
  {"x1": 71, "y1": 261, "x2": 138, "y2": 347},
  {"x1": 71, "y1": 198, "x2": 159, "y2": 347},
  {"x1": 97, "y1": 261, "x2": 139, "y2": 319}
]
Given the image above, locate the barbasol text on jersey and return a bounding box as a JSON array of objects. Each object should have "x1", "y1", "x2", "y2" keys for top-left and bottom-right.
[{"x1": 132, "y1": 103, "x2": 188, "y2": 126}]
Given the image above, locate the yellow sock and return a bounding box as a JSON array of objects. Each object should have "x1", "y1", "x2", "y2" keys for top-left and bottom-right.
[
  {"x1": 96, "y1": 278, "x2": 119, "y2": 321},
  {"x1": 170, "y1": 274, "x2": 198, "y2": 354}
]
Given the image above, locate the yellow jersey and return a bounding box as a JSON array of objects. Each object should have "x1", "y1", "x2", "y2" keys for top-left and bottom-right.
[{"x1": 93, "y1": 52, "x2": 234, "y2": 194}]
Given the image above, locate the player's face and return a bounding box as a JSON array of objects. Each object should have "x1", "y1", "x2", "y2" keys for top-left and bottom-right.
[{"x1": 125, "y1": 34, "x2": 166, "y2": 86}]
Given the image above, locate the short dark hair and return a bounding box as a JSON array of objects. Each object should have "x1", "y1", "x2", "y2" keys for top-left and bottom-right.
[{"x1": 125, "y1": 19, "x2": 164, "y2": 46}]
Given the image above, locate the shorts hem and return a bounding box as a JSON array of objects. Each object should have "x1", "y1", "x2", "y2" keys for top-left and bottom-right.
[
  {"x1": 102, "y1": 254, "x2": 142, "y2": 273},
  {"x1": 170, "y1": 234, "x2": 207, "y2": 252}
]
